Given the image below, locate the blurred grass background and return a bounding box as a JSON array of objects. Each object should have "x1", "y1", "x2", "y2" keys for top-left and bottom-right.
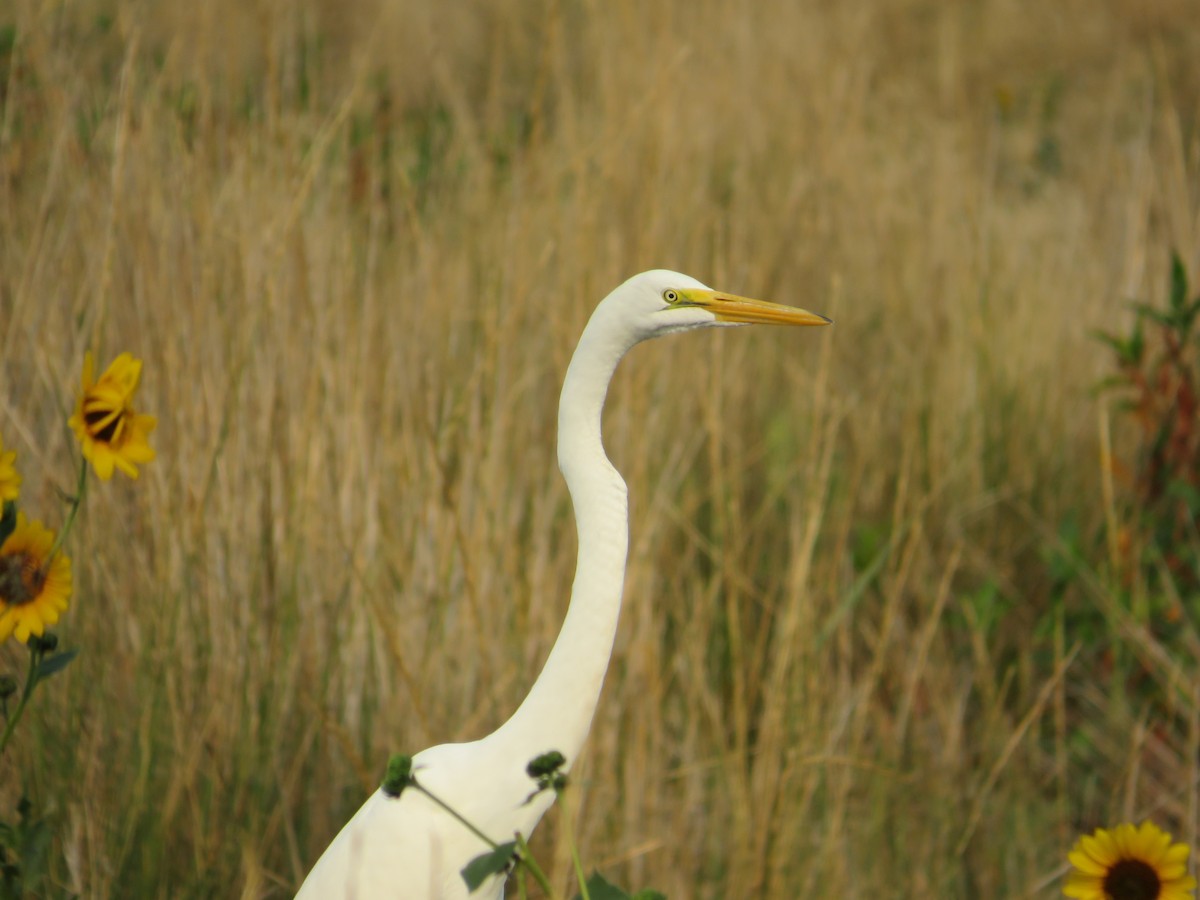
[{"x1": 1, "y1": 0, "x2": 1199, "y2": 896}]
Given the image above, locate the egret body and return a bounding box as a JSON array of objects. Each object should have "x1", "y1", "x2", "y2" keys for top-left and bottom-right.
[{"x1": 296, "y1": 270, "x2": 829, "y2": 898}]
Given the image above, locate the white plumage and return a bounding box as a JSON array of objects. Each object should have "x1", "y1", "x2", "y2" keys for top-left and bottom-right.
[{"x1": 295, "y1": 270, "x2": 829, "y2": 899}]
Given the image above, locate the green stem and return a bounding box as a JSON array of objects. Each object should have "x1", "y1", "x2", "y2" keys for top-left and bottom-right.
[
  {"x1": 47, "y1": 459, "x2": 88, "y2": 564},
  {"x1": 513, "y1": 832, "x2": 558, "y2": 899},
  {"x1": 0, "y1": 648, "x2": 41, "y2": 756},
  {"x1": 412, "y1": 780, "x2": 558, "y2": 897},
  {"x1": 412, "y1": 783, "x2": 504, "y2": 853},
  {"x1": 558, "y1": 786, "x2": 590, "y2": 900}
]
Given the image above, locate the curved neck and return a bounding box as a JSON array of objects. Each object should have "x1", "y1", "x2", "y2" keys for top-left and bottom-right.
[{"x1": 495, "y1": 307, "x2": 636, "y2": 765}]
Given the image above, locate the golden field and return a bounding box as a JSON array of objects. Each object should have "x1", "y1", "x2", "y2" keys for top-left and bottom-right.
[{"x1": 1, "y1": 0, "x2": 1199, "y2": 896}]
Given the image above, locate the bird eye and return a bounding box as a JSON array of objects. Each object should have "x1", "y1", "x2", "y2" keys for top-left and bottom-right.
[{"x1": 663, "y1": 289, "x2": 680, "y2": 304}]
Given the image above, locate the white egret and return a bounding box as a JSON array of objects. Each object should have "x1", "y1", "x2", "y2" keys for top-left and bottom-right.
[{"x1": 295, "y1": 269, "x2": 830, "y2": 899}]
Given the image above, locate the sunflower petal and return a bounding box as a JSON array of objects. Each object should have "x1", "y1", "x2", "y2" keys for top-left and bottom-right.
[
  {"x1": 80, "y1": 352, "x2": 95, "y2": 390},
  {"x1": 114, "y1": 454, "x2": 140, "y2": 479},
  {"x1": 1080, "y1": 833, "x2": 1116, "y2": 867},
  {"x1": 1068, "y1": 847, "x2": 1108, "y2": 876},
  {"x1": 1165, "y1": 843, "x2": 1191, "y2": 866},
  {"x1": 1063, "y1": 869, "x2": 1103, "y2": 896},
  {"x1": 91, "y1": 447, "x2": 116, "y2": 481}
]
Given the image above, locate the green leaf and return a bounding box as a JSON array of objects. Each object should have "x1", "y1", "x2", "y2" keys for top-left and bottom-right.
[
  {"x1": 1170, "y1": 251, "x2": 1188, "y2": 312},
  {"x1": 461, "y1": 841, "x2": 517, "y2": 892},
  {"x1": 1132, "y1": 303, "x2": 1175, "y2": 329},
  {"x1": 17, "y1": 818, "x2": 50, "y2": 896},
  {"x1": 630, "y1": 891, "x2": 668, "y2": 900},
  {"x1": 1091, "y1": 374, "x2": 1133, "y2": 394},
  {"x1": 1166, "y1": 479, "x2": 1200, "y2": 516},
  {"x1": 34, "y1": 648, "x2": 79, "y2": 681},
  {"x1": 1090, "y1": 328, "x2": 1125, "y2": 353},
  {"x1": 0, "y1": 797, "x2": 54, "y2": 898},
  {"x1": 974, "y1": 581, "x2": 1005, "y2": 632},
  {"x1": 0, "y1": 502, "x2": 15, "y2": 547},
  {"x1": 0, "y1": 25, "x2": 17, "y2": 58},
  {"x1": 1091, "y1": 325, "x2": 1144, "y2": 368},
  {"x1": 1129, "y1": 319, "x2": 1145, "y2": 362},
  {"x1": 573, "y1": 871, "x2": 631, "y2": 900},
  {"x1": 1185, "y1": 296, "x2": 1200, "y2": 337}
]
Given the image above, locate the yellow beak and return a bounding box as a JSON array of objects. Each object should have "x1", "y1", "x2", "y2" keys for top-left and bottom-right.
[{"x1": 677, "y1": 288, "x2": 832, "y2": 327}]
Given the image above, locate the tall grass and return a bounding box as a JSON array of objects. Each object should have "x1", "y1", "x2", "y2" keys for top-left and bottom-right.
[{"x1": 1, "y1": 0, "x2": 1198, "y2": 896}]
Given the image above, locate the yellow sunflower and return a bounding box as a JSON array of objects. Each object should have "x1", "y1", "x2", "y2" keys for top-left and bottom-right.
[
  {"x1": 1065, "y1": 821, "x2": 1196, "y2": 900},
  {"x1": 0, "y1": 513, "x2": 72, "y2": 644},
  {"x1": 0, "y1": 433, "x2": 19, "y2": 502},
  {"x1": 68, "y1": 351, "x2": 156, "y2": 480}
]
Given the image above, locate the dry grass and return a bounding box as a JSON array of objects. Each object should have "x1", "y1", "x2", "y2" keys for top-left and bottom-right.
[{"x1": 2, "y1": 0, "x2": 1199, "y2": 896}]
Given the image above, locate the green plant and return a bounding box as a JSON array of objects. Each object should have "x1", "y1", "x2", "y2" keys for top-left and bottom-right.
[
  {"x1": 1096, "y1": 252, "x2": 1200, "y2": 595},
  {"x1": 382, "y1": 751, "x2": 665, "y2": 900},
  {"x1": 0, "y1": 351, "x2": 156, "y2": 897}
]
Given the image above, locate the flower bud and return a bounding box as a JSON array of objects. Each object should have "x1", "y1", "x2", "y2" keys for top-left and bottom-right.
[
  {"x1": 382, "y1": 754, "x2": 414, "y2": 798},
  {"x1": 525, "y1": 751, "x2": 566, "y2": 780},
  {"x1": 30, "y1": 632, "x2": 58, "y2": 654}
]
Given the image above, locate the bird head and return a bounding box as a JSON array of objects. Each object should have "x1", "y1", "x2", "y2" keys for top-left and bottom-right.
[{"x1": 604, "y1": 269, "x2": 831, "y2": 342}]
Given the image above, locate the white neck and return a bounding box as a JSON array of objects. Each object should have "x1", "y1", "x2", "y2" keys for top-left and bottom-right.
[{"x1": 494, "y1": 306, "x2": 636, "y2": 765}]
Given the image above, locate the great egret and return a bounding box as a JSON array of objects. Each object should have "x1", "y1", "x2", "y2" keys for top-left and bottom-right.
[{"x1": 295, "y1": 270, "x2": 830, "y2": 899}]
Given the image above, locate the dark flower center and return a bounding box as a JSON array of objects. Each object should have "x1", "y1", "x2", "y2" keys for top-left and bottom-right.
[
  {"x1": 84, "y1": 405, "x2": 124, "y2": 443},
  {"x1": 0, "y1": 553, "x2": 43, "y2": 606},
  {"x1": 1103, "y1": 858, "x2": 1161, "y2": 900}
]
